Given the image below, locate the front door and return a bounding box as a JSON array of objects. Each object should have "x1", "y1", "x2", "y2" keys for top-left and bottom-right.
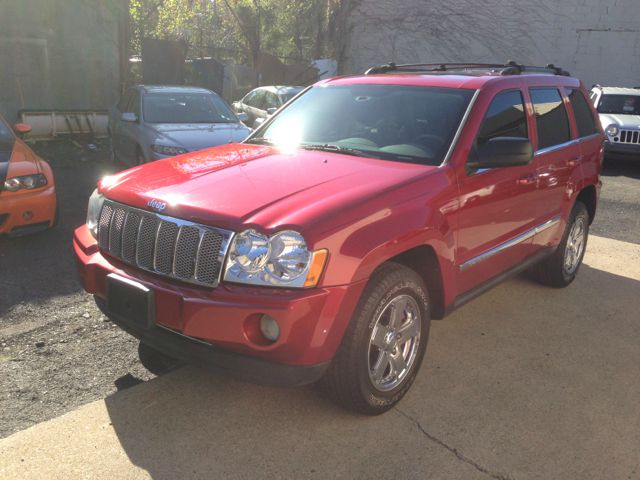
[{"x1": 455, "y1": 89, "x2": 539, "y2": 294}]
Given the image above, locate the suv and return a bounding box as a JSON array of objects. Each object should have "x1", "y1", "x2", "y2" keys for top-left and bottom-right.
[
  {"x1": 590, "y1": 85, "x2": 640, "y2": 158},
  {"x1": 74, "y1": 62, "x2": 603, "y2": 415}
]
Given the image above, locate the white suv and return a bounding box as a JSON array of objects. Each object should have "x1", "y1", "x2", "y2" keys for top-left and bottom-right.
[{"x1": 590, "y1": 86, "x2": 640, "y2": 158}]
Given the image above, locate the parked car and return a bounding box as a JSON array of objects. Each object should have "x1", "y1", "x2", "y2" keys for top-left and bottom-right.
[
  {"x1": 108, "y1": 86, "x2": 251, "y2": 166},
  {"x1": 590, "y1": 85, "x2": 640, "y2": 158},
  {"x1": 0, "y1": 113, "x2": 56, "y2": 236},
  {"x1": 232, "y1": 86, "x2": 304, "y2": 128},
  {"x1": 75, "y1": 62, "x2": 603, "y2": 415}
]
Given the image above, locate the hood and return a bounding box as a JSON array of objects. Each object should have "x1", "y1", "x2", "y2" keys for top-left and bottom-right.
[
  {"x1": 100, "y1": 143, "x2": 433, "y2": 237},
  {"x1": 150, "y1": 123, "x2": 251, "y2": 151},
  {"x1": 598, "y1": 113, "x2": 640, "y2": 129}
]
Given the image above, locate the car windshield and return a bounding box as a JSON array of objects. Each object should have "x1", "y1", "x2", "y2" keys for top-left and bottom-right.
[
  {"x1": 249, "y1": 84, "x2": 474, "y2": 165},
  {"x1": 0, "y1": 117, "x2": 14, "y2": 150},
  {"x1": 597, "y1": 94, "x2": 640, "y2": 115},
  {"x1": 143, "y1": 92, "x2": 238, "y2": 124}
]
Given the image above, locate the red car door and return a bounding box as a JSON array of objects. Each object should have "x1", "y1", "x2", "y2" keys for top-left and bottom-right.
[
  {"x1": 527, "y1": 87, "x2": 580, "y2": 249},
  {"x1": 455, "y1": 88, "x2": 539, "y2": 295}
]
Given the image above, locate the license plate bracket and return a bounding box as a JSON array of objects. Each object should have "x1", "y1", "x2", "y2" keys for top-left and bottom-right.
[{"x1": 106, "y1": 273, "x2": 154, "y2": 329}]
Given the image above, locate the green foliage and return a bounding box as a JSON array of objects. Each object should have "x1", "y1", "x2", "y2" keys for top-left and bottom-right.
[{"x1": 129, "y1": 0, "x2": 336, "y2": 64}]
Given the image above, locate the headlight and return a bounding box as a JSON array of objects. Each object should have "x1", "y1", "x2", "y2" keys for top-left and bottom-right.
[
  {"x1": 224, "y1": 229, "x2": 328, "y2": 288},
  {"x1": 150, "y1": 144, "x2": 188, "y2": 156},
  {"x1": 86, "y1": 188, "x2": 105, "y2": 238},
  {"x1": 605, "y1": 124, "x2": 619, "y2": 137},
  {"x1": 3, "y1": 173, "x2": 47, "y2": 192}
]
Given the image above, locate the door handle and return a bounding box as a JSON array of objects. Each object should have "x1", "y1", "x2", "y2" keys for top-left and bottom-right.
[
  {"x1": 516, "y1": 173, "x2": 537, "y2": 186},
  {"x1": 568, "y1": 156, "x2": 581, "y2": 168}
]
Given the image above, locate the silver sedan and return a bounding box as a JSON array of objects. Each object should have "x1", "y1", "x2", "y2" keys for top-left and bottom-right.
[{"x1": 109, "y1": 85, "x2": 251, "y2": 166}]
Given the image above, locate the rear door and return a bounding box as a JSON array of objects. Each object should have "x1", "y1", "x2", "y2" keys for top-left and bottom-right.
[
  {"x1": 528, "y1": 87, "x2": 580, "y2": 248},
  {"x1": 456, "y1": 88, "x2": 540, "y2": 294}
]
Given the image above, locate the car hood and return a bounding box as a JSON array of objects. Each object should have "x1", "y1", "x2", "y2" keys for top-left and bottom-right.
[
  {"x1": 598, "y1": 113, "x2": 640, "y2": 129},
  {"x1": 100, "y1": 143, "x2": 433, "y2": 237},
  {"x1": 150, "y1": 123, "x2": 251, "y2": 151}
]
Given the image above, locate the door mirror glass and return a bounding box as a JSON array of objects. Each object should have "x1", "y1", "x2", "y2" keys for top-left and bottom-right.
[
  {"x1": 121, "y1": 112, "x2": 138, "y2": 123},
  {"x1": 236, "y1": 112, "x2": 249, "y2": 123},
  {"x1": 468, "y1": 137, "x2": 533, "y2": 169}
]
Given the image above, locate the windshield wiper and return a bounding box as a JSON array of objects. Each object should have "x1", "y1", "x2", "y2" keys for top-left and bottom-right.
[
  {"x1": 244, "y1": 137, "x2": 276, "y2": 145},
  {"x1": 298, "y1": 143, "x2": 373, "y2": 157}
]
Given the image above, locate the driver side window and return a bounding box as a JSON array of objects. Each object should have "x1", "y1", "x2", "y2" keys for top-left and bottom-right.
[{"x1": 476, "y1": 90, "x2": 528, "y2": 147}]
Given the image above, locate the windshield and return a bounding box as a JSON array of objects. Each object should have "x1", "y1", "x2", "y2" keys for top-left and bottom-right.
[
  {"x1": 143, "y1": 92, "x2": 238, "y2": 124},
  {"x1": 597, "y1": 94, "x2": 640, "y2": 115},
  {"x1": 250, "y1": 84, "x2": 474, "y2": 165}
]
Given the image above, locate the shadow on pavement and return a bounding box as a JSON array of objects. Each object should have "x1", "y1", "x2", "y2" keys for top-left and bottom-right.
[{"x1": 103, "y1": 262, "x2": 640, "y2": 480}]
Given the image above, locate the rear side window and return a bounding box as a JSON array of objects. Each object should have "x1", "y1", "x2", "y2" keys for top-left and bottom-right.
[
  {"x1": 530, "y1": 88, "x2": 571, "y2": 149},
  {"x1": 566, "y1": 89, "x2": 598, "y2": 137},
  {"x1": 477, "y1": 90, "x2": 528, "y2": 146}
]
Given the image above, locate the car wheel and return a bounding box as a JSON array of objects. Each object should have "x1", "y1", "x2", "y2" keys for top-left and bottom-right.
[
  {"x1": 137, "y1": 342, "x2": 183, "y2": 376},
  {"x1": 530, "y1": 201, "x2": 589, "y2": 288},
  {"x1": 318, "y1": 262, "x2": 430, "y2": 415}
]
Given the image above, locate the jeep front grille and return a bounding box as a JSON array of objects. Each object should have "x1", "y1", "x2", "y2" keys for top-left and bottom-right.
[
  {"x1": 97, "y1": 200, "x2": 234, "y2": 288},
  {"x1": 618, "y1": 129, "x2": 640, "y2": 144}
]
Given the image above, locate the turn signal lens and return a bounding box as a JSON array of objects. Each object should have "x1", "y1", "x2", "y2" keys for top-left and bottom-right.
[{"x1": 304, "y1": 249, "x2": 328, "y2": 288}]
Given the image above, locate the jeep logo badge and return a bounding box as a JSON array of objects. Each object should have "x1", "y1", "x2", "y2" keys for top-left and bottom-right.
[{"x1": 147, "y1": 199, "x2": 167, "y2": 211}]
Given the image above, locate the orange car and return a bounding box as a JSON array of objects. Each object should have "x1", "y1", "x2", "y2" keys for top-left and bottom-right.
[{"x1": 0, "y1": 114, "x2": 56, "y2": 236}]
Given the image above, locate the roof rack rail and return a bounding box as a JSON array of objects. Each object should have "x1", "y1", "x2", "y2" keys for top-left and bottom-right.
[{"x1": 364, "y1": 60, "x2": 571, "y2": 77}]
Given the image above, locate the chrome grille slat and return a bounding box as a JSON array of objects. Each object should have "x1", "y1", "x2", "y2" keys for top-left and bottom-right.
[
  {"x1": 97, "y1": 200, "x2": 234, "y2": 288},
  {"x1": 617, "y1": 129, "x2": 640, "y2": 145}
]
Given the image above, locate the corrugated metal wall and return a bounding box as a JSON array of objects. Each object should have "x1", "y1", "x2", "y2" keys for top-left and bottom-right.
[
  {"x1": 0, "y1": 0, "x2": 127, "y2": 122},
  {"x1": 343, "y1": 0, "x2": 640, "y2": 88}
]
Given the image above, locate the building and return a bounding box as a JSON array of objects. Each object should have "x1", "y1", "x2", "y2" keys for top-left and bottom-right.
[
  {"x1": 341, "y1": 0, "x2": 640, "y2": 87},
  {"x1": 0, "y1": 0, "x2": 128, "y2": 122}
]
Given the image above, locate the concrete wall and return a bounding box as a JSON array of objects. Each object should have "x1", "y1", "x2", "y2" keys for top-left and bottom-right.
[
  {"x1": 343, "y1": 0, "x2": 640, "y2": 88},
  {"x1": 0, "y1": 0, "x2": 127, "y2": 122}
]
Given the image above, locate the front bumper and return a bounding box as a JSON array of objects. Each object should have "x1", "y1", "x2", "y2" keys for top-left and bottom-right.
[
  {"x1": 0, "y1": 185, "x2": 56, "y2": 235},
  {"x1": 73, "y1": 224, "x2": 366, "y2": 385},
  {"x1": 605, "y1": 141, "x2": 640, "y2": 157}
]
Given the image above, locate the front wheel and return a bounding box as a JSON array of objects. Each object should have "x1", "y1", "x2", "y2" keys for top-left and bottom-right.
[
  {"x1": 530, "y1": 201, "x2": 589, "y2": 288},
  {"x1": 318, "y1": 262, "x2": 430, "y2": 415}
]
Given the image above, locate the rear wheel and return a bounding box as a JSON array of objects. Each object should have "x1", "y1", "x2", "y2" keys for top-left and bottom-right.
[
  {"x1": 318, "y1": 262, "x2": 430, "y2": 415},
  {"x1": 530, "y1": 201, "x2": 589, "y2": 288}
]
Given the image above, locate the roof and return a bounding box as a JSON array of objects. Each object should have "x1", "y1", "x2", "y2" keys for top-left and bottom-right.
[
  {"x1": 138, "y1": 85, "x2": 215, "y2": 95},
  {"x1": 319, "y1": 72, "x2": 580, "y2": 91},
  {"x1": 595, "y1": 86, "x2": 640, "y2": 95}
]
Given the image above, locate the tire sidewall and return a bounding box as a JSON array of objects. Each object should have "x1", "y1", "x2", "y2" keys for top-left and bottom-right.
[
  {"x1": 356, "y1": 276, "x2": 430, "y2": 411},
  {"x1": 560, "y1": 203, "x2": 590, "y2": 283}
]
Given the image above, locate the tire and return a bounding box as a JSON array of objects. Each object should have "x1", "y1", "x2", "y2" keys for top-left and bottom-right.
[
  {"x1": 529, "y1": 201, "x2": 589, "y2": 288},
  {"x1": 318, "y1": 262, "x2": 431, "y2": 415},
  {"x1": 138, "y1": 341, "x2": 183, "y2": 376}
]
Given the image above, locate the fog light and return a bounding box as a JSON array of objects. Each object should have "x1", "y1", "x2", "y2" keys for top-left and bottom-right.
[
  {"x1": 22, "y1": 211, "x2": 33, "y2": 221},
  {"x1": 259, "y1": 314, "x2": 280, "y2": 342}
]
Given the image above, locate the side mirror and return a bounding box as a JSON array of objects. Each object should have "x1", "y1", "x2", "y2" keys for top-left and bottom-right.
[
  {"x1": 467, "y1": 137, "x2": 533, "y2": 169},
  {"x1": 14, "y1": 123, "x2": 32, "y2": 136},
  {"x1": 253, "y1": 117, "x2": 265, "y2": 128},
  {"x1": 266, "y1": 107, "x2": 277, "y2": 115},
  {"x1": 121, "y1": 112, "x2": 138, "y2": 123},
  {"x1": 236, "y1": 112, "x2": 249, "y2": 123}
]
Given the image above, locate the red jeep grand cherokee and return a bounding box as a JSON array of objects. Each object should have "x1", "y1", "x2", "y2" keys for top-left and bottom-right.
[{"x1": 74, "y1": 62, "x2": 603, "y2": 414}]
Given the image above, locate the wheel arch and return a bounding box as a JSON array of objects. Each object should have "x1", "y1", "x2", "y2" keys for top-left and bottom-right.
[{"x1": 576, "y1": 184, "x2": 597, "y2": 224}]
